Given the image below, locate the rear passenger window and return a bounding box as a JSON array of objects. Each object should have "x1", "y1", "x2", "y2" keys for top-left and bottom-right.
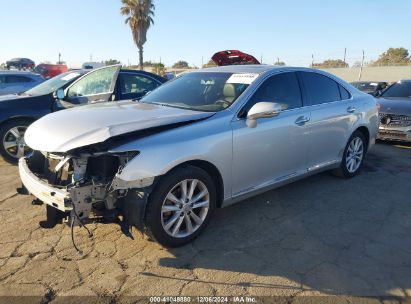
[
  {"x1": 339, "y1": 85, "x2": 351, "y2": 100},
  {"x1": 301, "y1": 72, "x2": 341, "y2": 105},
  {"x1": 5, "y1": 76, "x2": 31, "y2": 83},
  {"x1": 243, "y1": 72, "x2": 302, "y2": 114}
]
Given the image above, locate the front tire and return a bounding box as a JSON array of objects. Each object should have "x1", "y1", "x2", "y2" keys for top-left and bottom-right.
[
  {"x1": 0, "y1": 119, "x2": 32, "y2": 164},
  {"x1": 332, "y1": 131, "x2": 366, "y2": 178},
  {"x1": 145, "y1": 166, "x2": 216, "y2": 247}
]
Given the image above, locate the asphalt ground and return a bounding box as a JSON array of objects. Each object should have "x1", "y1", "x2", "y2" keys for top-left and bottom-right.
[{"x1": 0, "y1": 141, "x2": 410, "y2": 303}]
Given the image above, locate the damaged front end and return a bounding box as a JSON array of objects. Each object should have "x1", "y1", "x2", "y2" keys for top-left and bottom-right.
[{"x1": 19, "y1": 148, "x2": 155, "y2": 232}]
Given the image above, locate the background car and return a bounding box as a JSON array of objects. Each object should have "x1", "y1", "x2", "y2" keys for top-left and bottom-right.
[
  {"x1": 20, "y1": 66, "x2": 378, "y2": 247},
  {"x1": 211, "y1": 50, "x2": 260, "y2": 66},
  {"x1": 0, "y1": 71, "x2": 44, "y2": 96},
  {"x1": 81, "y1": 62, "x2": 105, "y2": 70},
  {"x1": 6, "y1": 58, "x2": 35, "y2": 70},
  {"x1": 0, "y1": 66, "x2": 166, "y2": 163},
  {"x1": 351, "y1": 81, "x2": 388, "y2": 96},
  {"x1": 34, "y1": 64, "x2": 68, "y2": 79},
  {"x1": 376, "y1": 79, "x2": 411, "y2": 142}
]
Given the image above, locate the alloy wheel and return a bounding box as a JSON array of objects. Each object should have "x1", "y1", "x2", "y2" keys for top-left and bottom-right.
[
  {"x1": 2, "y1": 126, "x2": 30, "y2": 159},
  {"x1": 161, "y1": 179, "x2": 210, "y2": 238},
  {"x1": 346, "y1": 137, "x2": 364, "y2": 173}
]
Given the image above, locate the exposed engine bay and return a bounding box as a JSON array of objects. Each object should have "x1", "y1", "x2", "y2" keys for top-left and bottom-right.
[{"x1": 21, "y1": 149, "x2": 153, "y2": 253}]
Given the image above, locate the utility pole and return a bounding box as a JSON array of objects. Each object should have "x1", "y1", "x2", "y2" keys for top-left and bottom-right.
[
  {"x1": 343, "y1": 48, "x2": 347, "y2": 66},
  {"x1": 58, "y1": 53, "x2": 61, "y2": 64},
  {"x1": 260, "y1": 54, "x2": 263, "y2": 64},
  {"x1": 358, "y1": 50, "x2": 365, "y2": 81},
  {"x1": 311, "y1": 54, "x2": 314, "y2": 67},
  {"x1": 277, "y1": 57, "x2": 280, "y2": 65}
]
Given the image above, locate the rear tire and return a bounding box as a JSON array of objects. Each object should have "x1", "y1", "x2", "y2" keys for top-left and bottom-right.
[
  {"x1": 0, "y1": 119, "x2": 32, "y2": 164},
  {"x1": 145, "y1": 166, "x2": 216, "y2": 247},
  {"x1": 332, "y1": 131, "x2": 366, "y2": 178}
]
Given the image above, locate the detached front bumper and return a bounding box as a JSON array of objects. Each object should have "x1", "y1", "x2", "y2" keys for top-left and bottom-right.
[{"x1": 18, "y1": 158, "x2": 70, "y2": 212}]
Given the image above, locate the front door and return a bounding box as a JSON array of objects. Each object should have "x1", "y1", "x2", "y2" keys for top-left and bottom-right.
[
  {"x1": 231, "y1": 72, "x2": 309, "y2": 197},
  {"x1": 64, "y1": 65, "x2": 121, "y2": 105}
]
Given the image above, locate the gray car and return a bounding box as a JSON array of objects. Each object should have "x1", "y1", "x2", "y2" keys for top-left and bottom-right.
[
  {"x1": 19, "y1": 65, "x2": 378, "y2": 247},
  {"x1": 0, "y1": 71, "x2": 44, "y2": 96},
  {"x1": 376, "y1": 79, "x2": 411, "y2": 142}
]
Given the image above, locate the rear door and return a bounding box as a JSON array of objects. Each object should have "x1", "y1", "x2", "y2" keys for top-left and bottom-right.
[
  {"x1": 118, "y1": 72, "x2": 163, "y2": 100},
  {"x1": 64, "y1": 65, "x2": 121, "y2": 105},
  {"x1": 299, "y1": 71, "x2": 354, "y2": 170}
]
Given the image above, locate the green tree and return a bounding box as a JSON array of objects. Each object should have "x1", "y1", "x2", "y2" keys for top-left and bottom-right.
[
  {"x1": 172, "y1": 60, "x2": 189, "y2": 69},
  {"x1": 372, "y1": 47, "x2": 410, "y2": 66},
  {"x1": 104, "y1": 59, "x2": 121, "y2": 65},
  {"x1": 202, "y1": 59, "x2": 217, "y2": 68},
  {"x1": 120, "y1": 0, "x2": 155, "y2": 70},
  {"x1": 274, "y1": 61, "x2": 286, "y2": 66},
  {"x1": 313, "y1": 59, "x2": 348, "y2": 68},
  {"x1": 151, "y1": 62, "x2": 165, "y2": 75}
]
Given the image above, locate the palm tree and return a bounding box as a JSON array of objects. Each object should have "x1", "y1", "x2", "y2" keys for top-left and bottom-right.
[{"x1": 120, "y1": 0, "x2": 155, "y2": 70}]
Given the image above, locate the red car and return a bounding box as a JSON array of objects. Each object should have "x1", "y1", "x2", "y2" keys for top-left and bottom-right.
[
  {"x1": 211, "y1": 50, "x2": 260, "y2": 66},
  {"x1": 34, "y1": 64, "x2": 68, "y2": 79}
]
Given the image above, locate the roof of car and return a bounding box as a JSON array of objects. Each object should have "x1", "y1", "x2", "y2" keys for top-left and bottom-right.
[
  {"x1": 197, "y1": 64, "x2": 321, "y2": 74},
  {"x1": 0, "y1": 70, "x2": 41, "y2": 76}
]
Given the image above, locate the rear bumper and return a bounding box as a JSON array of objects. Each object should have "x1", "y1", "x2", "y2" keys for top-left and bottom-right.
[{"x1": 18, "y1": 158, "x2": 70, "y2": 212}]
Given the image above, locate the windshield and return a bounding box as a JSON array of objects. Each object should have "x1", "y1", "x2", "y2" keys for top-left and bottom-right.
[
  {"x1": 140, "y1": 72, "x2": 252, "y2": 112},
  {"x1": 381, "y1": 81, "x2": 411, "y2": 98},
  {"x1": 24, "y1": 71, "x2": 82, "y2": 96}
]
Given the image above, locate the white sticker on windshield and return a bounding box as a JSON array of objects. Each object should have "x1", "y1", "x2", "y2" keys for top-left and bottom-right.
[
  {"x1": 226, "y1": 73, "x2": 259, "y2": 84},
  {"x1": 61, "y1": 73, "x2": 80, "y2": 81}
]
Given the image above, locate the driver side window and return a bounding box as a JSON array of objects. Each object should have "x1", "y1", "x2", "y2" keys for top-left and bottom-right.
[
  {"x1": 242, "y1": 72, "x2": 302, "y2": 116},
  {"x1": 67, "y1": 66, "x2": 118, "y2": 102}
]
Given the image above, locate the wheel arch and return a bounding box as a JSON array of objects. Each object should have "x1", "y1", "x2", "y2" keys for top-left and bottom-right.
[
  {"x1": 354, "y1": 125, "x2": 370, "y2": 151},
  {"x1": 166, "y1": 160, "x2": 225, "y2": 208},
  {"x1": 0, "y1": 116, "x2": 37, "y2": 130}
]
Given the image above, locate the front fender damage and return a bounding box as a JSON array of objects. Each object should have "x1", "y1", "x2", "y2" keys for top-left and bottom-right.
[{"x1": 117, "y1": 182, "x2": 157, "y2": 233}]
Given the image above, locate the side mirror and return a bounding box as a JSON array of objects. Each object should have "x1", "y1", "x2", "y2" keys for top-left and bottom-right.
[
  {"x1": 56, "y1": 89, "x2": 65, "y2": 100},
  {"x1": 246, "y1": 102, "x2": 282, "y2": 128}
]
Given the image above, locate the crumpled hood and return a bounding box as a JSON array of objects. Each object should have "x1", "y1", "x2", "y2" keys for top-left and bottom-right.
[
  {"x1": 377, "y1": 97, "x2": 411, "y2": 115},
  {"x1": 25, "y1": 101, "x2": 214, "y2": 152}
]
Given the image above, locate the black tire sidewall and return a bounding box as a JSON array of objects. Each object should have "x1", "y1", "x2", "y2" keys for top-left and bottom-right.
[
  {"x1": 145, "y1": 166, "x2": 216, "y2": 247},
  {"x1": 0, "y1": 119, "x2": 31, "y2": 164},
  {"x1": 340, "y1": 131, "x2": 366, "y2": 178}
]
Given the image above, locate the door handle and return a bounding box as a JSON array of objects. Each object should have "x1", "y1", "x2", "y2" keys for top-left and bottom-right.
[
  {"x1": 347, "y1": 106, "x2": 356, "y2": 113},
  {"x1": 295, "y1": 116, "x2": 310, "y2": 125}
]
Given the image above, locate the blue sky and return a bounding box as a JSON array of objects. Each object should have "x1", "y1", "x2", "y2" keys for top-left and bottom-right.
[{"x1": 1, "y1": 0, "x2": 410, "y2": 68}]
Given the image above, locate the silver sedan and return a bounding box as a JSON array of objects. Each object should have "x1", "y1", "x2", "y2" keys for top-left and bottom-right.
[{"x1": 20, "y1": 65, "x2": 379, "y2": 247}]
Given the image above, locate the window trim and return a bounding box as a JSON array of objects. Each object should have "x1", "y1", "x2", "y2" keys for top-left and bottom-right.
[
  {"x1": 237, "y1": 71, "x2": 304, "y2": 118},
  {"x1": 119, "y1": 72, "x2": 161, "y2": 96},
  {"x1": 299, "y1": 71, "x2": 346, "y2": 106}
]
